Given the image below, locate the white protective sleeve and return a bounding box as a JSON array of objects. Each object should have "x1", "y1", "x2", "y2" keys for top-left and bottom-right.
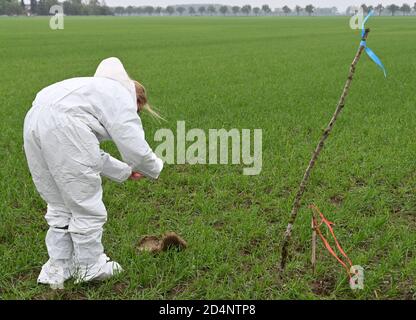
[
  {"x1": 99, "y1": 86, "x2": 164, "y2": 180},
  {"x1": 100, "y1": 150, "x2": 132, "y2": 183}
]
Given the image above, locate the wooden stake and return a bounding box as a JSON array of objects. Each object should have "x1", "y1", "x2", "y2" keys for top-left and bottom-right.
[
  {"x1": 279, "y1": 29, "x2": 370, "y2": 273},
  {"x1": 311, "y1": 213, "x2": 317, "y2": 274}
]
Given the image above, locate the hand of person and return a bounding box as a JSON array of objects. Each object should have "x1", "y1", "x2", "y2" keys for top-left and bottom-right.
[{"x1": 129, "y1": 172, "x2": 144, "y2": 180}]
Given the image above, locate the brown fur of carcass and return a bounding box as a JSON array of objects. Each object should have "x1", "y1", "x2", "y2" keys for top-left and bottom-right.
[{"x1": 137, "y1": 232, "x2": 187, "y2": 253}]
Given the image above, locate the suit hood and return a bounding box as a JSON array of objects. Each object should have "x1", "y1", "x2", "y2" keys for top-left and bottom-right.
[{"x1": 94, "y1": 57, "x2": 136, "y2": 103}]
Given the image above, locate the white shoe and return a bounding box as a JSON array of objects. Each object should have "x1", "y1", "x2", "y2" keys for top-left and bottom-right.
[
  {"x1": 74, "y1": 254, "x2": 123, "y2": 283},
  {"x1": 37, "y1": 259, "x2": 74, "y2": 289}
]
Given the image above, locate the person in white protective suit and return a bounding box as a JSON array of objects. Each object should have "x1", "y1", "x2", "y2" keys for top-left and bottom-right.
[{"x1": 23, "y1": 57, "x2": 163, "y2": 288}]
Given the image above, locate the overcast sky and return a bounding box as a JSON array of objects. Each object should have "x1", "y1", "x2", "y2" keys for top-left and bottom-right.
[{"x1": 103, "y1": 1, "x2": 405, "y2": 11}]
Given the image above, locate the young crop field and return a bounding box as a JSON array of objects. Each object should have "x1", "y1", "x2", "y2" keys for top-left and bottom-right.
[{"x1": 0, "y1": 16, "x2": 415, "y2": 300}]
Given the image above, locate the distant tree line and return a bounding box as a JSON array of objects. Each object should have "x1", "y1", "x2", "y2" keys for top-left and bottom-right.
[
  {"x1": 110, "y1": 3, "x2": 416, "y2": 16},
  {"x1": 62, "y1": 0, "x2": 111, "y2": 15},
  {"x1": 109, "y1": 3, "x2": 416, "y2": 17},
  {"x1": 346, "y1": 3, "x2": 416, "y2": 16},
  {"x1": 0, "y1": 0, "x2": 111, "y2": 16},
  {"x1": 1, "y1": 1, "x2": 416, "y2": 17}
]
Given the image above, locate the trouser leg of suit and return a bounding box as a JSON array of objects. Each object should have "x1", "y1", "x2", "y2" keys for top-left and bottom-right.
[
  {"x1": 23, "y1": 116, "x2": 74, "y2": 287},
  {"x1": 38, "y1": 115, "x2": 122, "y2": 282}
]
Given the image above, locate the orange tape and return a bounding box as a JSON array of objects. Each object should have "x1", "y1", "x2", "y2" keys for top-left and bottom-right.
[{"x1": 309, "y1": 204, "x2": 353, "y2": 279}]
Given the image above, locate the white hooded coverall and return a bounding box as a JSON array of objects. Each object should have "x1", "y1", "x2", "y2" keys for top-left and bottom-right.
[{"x1": 23, "y1": 58, "x2": 163, "y2": 286}]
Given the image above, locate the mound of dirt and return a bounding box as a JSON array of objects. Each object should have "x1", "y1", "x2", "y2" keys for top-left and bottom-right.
[{"x1": 138, "y1": 232, "x2": 187, "y2": 253}]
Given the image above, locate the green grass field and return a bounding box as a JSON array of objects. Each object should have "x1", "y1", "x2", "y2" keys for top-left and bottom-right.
[{"x1": 0, "y1": 16, "x2": 415, "y2": 300}]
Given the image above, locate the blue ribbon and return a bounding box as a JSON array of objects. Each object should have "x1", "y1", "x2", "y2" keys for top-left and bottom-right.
[{"x1": 360, "y1": 10, "x2": 386, "y2": 77}]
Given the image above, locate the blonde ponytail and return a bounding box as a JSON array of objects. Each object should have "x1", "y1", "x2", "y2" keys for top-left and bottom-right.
[{"x1": 133, "y1": 80, "x2": 166, "y2": 122}]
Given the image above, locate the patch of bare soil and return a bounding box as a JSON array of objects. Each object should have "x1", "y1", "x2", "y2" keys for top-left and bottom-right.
[
  {"x1": 311, "y1": 276, "x2": 336, "y2": 296},
  {"x1": 168, "y1": 281, "x2": 189, "y2": 297},
  {"x1": 113, "y1": 281, "x2": 129, "y2": 295},
  {"x1": 330, "y1": 194, "x2": 344, "y2": 206},
  {"x1": 240, "y1": 238, "x2": 262, "y2": 256},
  {"x1": 212, "y1": 220, "x2": 225, "y2": 230}
]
